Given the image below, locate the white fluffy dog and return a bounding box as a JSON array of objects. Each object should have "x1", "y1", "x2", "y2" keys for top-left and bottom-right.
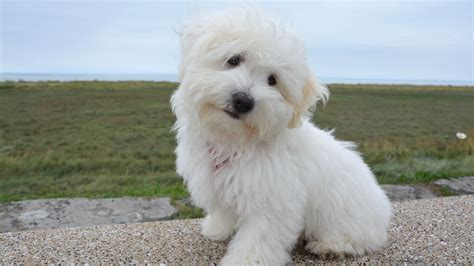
[{"x1": 171, "y1": 7, "x2": 392, "y2": 265}]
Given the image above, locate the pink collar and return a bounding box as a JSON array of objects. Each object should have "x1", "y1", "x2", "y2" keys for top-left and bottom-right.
[{"x1": 207, "y1": 142, "x2": 233, "y2": 171}]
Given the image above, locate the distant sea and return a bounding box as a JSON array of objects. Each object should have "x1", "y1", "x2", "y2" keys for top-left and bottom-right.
[{"x1": 0, "y1": 73, "x2": 472, "y2": 86}]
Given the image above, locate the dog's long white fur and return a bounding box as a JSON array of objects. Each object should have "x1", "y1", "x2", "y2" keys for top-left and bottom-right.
[{"x1": 171, "y1": 7, "x2": 392, "y2": 265}]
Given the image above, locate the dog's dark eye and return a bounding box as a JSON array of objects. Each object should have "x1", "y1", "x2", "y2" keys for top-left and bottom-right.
[
  {"x1": 227, "y1": 55, "x2": 241, "y2": 67},
  {"x1": 268, "y1": 74, "x2": 277, "y2": 86}
]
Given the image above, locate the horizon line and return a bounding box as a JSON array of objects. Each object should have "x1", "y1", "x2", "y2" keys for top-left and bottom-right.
[{"x1": 1, "y1": 72, "x2": 472, "y2": 83}]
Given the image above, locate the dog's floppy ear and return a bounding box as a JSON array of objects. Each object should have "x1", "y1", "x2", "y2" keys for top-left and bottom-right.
[{"x1": 288, "y1": 74, "x2": 329, "y2": 128}]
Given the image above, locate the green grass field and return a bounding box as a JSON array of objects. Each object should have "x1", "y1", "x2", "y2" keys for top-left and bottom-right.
[{"x1": 1, "y1": 81, "x2": 473, "y2": 217}]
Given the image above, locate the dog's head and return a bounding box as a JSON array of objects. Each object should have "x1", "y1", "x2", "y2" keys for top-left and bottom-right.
[{"x1": 172, "y1": 8, "x2": 328, "y2": 143}]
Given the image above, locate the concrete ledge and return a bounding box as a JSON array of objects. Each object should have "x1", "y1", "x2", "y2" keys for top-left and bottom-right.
[{"x1": 1, "y1": 196, "x2": 472, "y2": 264}]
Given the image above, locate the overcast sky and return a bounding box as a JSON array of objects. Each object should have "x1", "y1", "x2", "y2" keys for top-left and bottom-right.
[{"x1": 0, "y1": 0, "x2": 472, "y2": 82}]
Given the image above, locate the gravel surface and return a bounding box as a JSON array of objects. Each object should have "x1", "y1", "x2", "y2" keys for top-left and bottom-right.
[{"x1": 1, "y1": 195, "x2": 472, "y2": 264}]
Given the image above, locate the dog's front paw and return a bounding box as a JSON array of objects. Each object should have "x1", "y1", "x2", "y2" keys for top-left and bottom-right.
[
  {"x1": 306, "y1": 240, "x2": 363, "y2": 260},
  {"x1": 305, "y1": 241, "x2": 346, "y2": 260},
  {"x1": 220, "y1": 253, "x2": 261, "y2": 266},
  {"x1": 201, "y1": 214, "x2": 234, "y2": 241}
]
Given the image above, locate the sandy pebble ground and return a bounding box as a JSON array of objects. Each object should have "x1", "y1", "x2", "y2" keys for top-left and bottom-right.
[{"x1": 1, "y1": 195, "x2": 472, "y2": 264}]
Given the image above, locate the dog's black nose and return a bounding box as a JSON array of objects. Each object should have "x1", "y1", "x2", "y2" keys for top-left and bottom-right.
[{"x1": 232, "y1": 92, "x2": 254, "y2": 114}]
